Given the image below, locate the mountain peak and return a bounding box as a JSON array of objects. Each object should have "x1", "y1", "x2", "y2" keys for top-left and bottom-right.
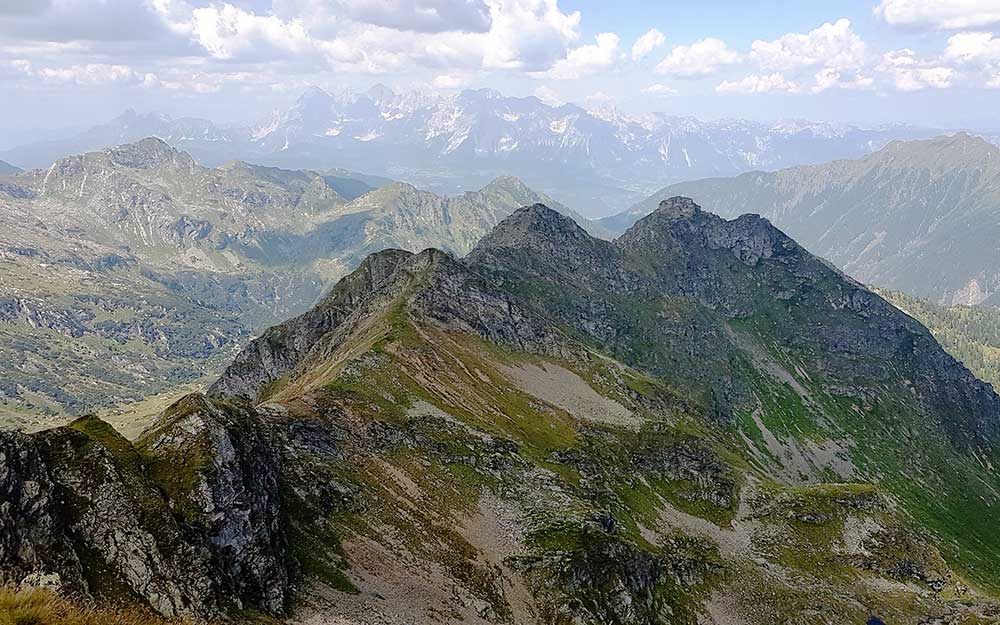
[
  {"x1": 653, "y1": 196, "x2": 702, "y2": 220},
  {"x1": 458, "y1": 87, "x2": 504, "y2": 102},
  {"x1": 377, "y1": 180, "x2": 421, "y2": 196},
  {"x1": 467, "y1": 202, "x2": 617, "y2": 276},
  {"x1": 348, "y1": 180, "x2": 428, "y2": 209},
  {"x1": 298, "y1": 85, "x2": 332, "y2": 101},
  {"x1": 481, "y1": 202, "x2": 585, "y2": 243},
  {"x1": 937, "y1": 131, "x2": 998, "y2": 155},
  {"x1": 0, "y1": 159, "x2": 20, "y2": 175},
  {"x1": 103, "y1": 137, "x2": 194, "y2": 170},
  {"x1": 110, "y1": 109, "x2": 171, "y2": 126},
  {"x1": 878, "y1": 132, "x2": 999, "y2": 167},
  {"x1": 114, "y1": 108, "x2": 139, "y2": 122},
  {"x1": 618, "y1": 197, "x2": 790, "y2": 270},
  {"x1": 367, "y1": 83, "x2": 396, "y2": 101},
  {"x1": 480, "y1": 175, "x2": 530, "y2": 193}
]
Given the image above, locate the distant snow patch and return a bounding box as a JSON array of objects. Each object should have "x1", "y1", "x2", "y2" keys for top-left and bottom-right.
[
  {"x1": 549, "y1": 117, "x2": 571, "y2": 134},
  {"x1": 497, "y1": 136, "x2": 518, "y2": 152},
  {"x1": 354, "y1": 130, "x2": 380, "y2": 142}
]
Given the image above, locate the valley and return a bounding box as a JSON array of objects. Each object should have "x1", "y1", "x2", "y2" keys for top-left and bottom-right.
[{"x1": 0, "y1": 138, "x2": 598, "y2": 421}]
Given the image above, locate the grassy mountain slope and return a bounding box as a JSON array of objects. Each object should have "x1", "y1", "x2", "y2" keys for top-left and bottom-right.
[
  {"x1": 209, "y1": 199, "x2": 1000, "y2": 620},
  {"x1": 10, "y1": 198, "x2": 990, "y2": 623}
]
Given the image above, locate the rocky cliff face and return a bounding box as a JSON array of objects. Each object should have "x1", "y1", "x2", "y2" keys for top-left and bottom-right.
[
  {"x1": 1, "y1": 420, "x2": 217, "y2": 616},
  {"x1": 0, "y1": 431, "x2": 83, "y2": 591},
  {"x1": 8, "y1": 199, "x2": 1000, "y2": 623},
  {"x1": 138, "y1": 394, "x2": 292, "y2": 613},
  {"x1": 0, "y1": 405, "x2": 294, "y2": 618}
]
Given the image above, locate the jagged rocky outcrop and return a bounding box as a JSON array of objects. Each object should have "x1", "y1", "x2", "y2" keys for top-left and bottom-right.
[
  {"x1": 138, "y1": 394, "x2": 292, "y2": 613},
  {"x1": 1, "y1": 419, "x2": 217, "y2": 616},
  {"x1": 0, "y1": 431, "x2": 84, "y2": 591},
  {"x1": 208, "y1": 249, "x2": 422, "y2": 400},
  {"x1": 0, "y1": 401, "x2": 294, "y2": 618},
  {"x1": 213, "y1": 196, "x2": 1000, "y2": 448}
]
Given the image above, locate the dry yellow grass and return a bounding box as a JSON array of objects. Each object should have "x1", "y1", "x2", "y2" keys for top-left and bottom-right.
[{"x1": 0, "y1": 586, "x2": 204, "y2": 625}]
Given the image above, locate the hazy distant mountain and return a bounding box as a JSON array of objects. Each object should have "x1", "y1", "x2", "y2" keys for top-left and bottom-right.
[
  {"x1": 601, "y1": 133, "x2": 1000, "y2": 308},
  {"x1": 0, "y1": 137, "x2": 591, "y2": 418},
  {"x1": 247, "y1": 86, "x2": 953, "y2": 215},
  {"x1": 324, "y1": 167, "x2": 394, "y2": 199},
  {"x1": 0, "y1": 86, "x2": 947, "y2": 216},
  {"x1": 0, "y1": 109, "x2": 249, "y2": 170},
  {"x1": 0, "y1": 160, "x2": 19, "y2": 175}
]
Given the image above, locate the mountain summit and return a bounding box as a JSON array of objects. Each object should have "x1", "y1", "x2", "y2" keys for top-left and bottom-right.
[
  {"x1": 6, "y1": 199, "x2": 1000, "y2": 623},
  {"x1": 604, "y1": 133, "x2": 1000, "y2": 308}
]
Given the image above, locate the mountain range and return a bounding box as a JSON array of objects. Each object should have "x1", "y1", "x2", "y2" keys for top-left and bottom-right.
[
  {"x1": 601, "y1": 133, "x2": 1000, "y2": 308},
  {"x1": 0, "y1": 137, "x2": 592, "y2": 422},
  {"x1": 0, "y1": 85, "x2": 959, "y2": 216},
  {"x1": 4, "y1": 198, "x2": 1000, "y2": 623}
]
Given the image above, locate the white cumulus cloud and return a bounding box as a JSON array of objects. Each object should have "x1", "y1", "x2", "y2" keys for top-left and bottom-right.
[
  {"x1": 878, "y1": 49, "x2": 955, "y2": 90},
  {"x1": 810, "y1": 68, "x2": 874, "y2": 92},
  {"x1": 751, "y1": 18, "x2": 865, "y2": 71},
  {"x1": 642, "y1": 83, "x2": 677, "y2": 95},
  {"x1": 188, "y1": 3, "x2": 313, "y2": 60},
  {"x1": 716, "y1": 72, "x2": 797, "y2": 94},
  {"x1": 656, "y1": 37, "x2": 740, "y2": 77},
  {"x1": 945, "y1": 31, "x2": 1000, "y2": 63},
  {"x1": 337, "y1": 0, "x2": 493, "y2": 34},
  {"x1": 631, "y1": 28, "x2": 665, "y2": 61},
  {"x1": 894, "y1": 66, "x2": 955, "y2": 90},
  {"x1": 35, "y1": 63, "x2": 147, "y2": 85},
  {"x1": 875, "y1": 0, "x2": 1000, "y2": 30},
  {"x1": 542, "y1": 32, "x2": 621, "y2": 79},
  {"x1": 481, "y1": 0, "x2": 581, "y2": 70}
]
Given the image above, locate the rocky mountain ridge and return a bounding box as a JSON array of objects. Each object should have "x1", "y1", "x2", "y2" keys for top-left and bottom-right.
[
  {"x1": 601, "y1": 133, "x2": 1000, "y2": 309},
  {"x1": 6, "y1": 198, "x2": 999, "y2": 623}
]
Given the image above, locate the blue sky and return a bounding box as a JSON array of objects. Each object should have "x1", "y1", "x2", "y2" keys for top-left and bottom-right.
[{"x1": 2, "y1": 0, "x2": 1000, "y2": 133}]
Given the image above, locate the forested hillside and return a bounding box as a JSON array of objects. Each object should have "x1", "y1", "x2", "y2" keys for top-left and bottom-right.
[{"x1": 879, "y1": 289, "x2": 1000, "y2": 391}]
